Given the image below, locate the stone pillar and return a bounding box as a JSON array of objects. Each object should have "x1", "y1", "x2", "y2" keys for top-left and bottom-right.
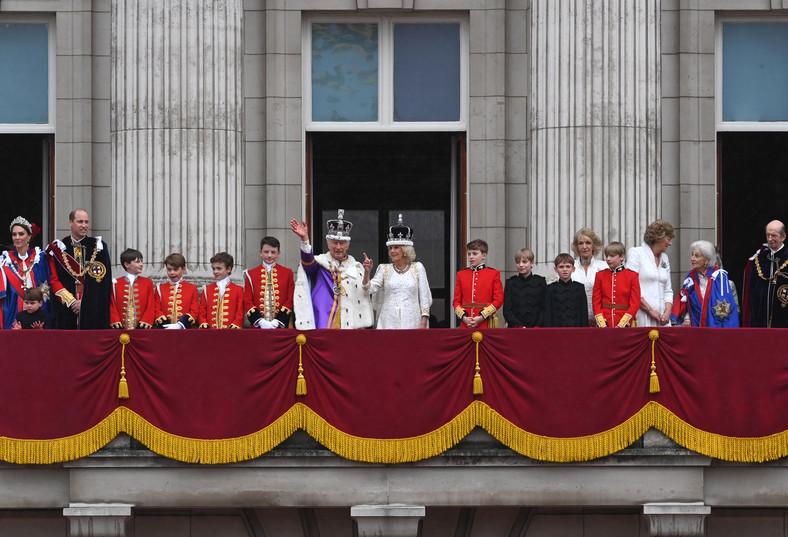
[
  {"x1": 643, "y1": 502, "x2": 711, "y2": 536},
  {"x1": 63, "y1": 503, "x2": 133, "y2": 537},
  {"x1": 351, "y1": 504, "x2": 425, "y2": 537},
  {"x1": 111, "y1": 0, "x2": 244, "y2": 282},
  {"x1": 529, "y1": 1, "x2": 660, "y2": 266}
]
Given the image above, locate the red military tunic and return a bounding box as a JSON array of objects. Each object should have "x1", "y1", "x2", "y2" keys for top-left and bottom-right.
[
  {"x1": 110, "y1": 275, "x2": 158, "y2": 329},
  {"x1": 155, "y1": 279, "x2": 200, "y2": 328},
  {"x1": 592, "y1": 265, "x2": 641, "y2": 327},
  {"x1": 453, "y1": 264, "x2": 504, "y2": 328},
  {"x1": 199, "y1": 280, "x2": 244, "y2": 329},
  {"x1": 243, "y1": 263, "x2": 294, "y2": 328}
]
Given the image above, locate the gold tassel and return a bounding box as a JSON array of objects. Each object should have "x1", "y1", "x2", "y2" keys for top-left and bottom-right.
[
  {"x1": 648, "y1": 329, "x2": 660, "y2": 394},
  {"x1": 118, "y1": 333, "x2": 131, "y2": 400},
  {"x1": 472, "y1": 331, "x2": 483, "y2": 395},
  {"x1": 296, "y1": 333, "x2": 307, "y2": 396}
]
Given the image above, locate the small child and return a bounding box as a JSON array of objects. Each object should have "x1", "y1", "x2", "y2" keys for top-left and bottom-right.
[
  {"x1": 12, "y1": 287, "x2": 52, "y2": 329},
  {"x1": 154, "y1": 253, "x2": 200, "y2": 329},
  {"x1": 243, "y1": 236, "x2": 294, "y2": 329},
  {"x1": 110, "y1": 249, "x2": 158, "y2": 329},
  {"x1": 503, "y1": 248, "x2": 546, "y2": 328},
  {"x1": 199, "y1": 252, "x2": 244, "y2": 329},
  {"x1": 452, "y1": 239, "x2": 504, "y2": 328},
  {"x1": 544, "y1": 253, "x2": 588, "y2": 327},
  {"x1": 592, "y1": 242, "x2": 641, "y2": 327}
]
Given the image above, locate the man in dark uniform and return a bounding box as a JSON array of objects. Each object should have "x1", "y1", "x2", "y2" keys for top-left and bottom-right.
[
  {"x1": 46, "y1": 209, "x2": 112, "y2": 329},
  {"x1": 746, "y1": 220, "x2": 788, "y2": 328}
]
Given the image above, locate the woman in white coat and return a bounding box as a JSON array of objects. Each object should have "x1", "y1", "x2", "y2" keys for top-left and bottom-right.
[
  {"x1": 570, "y1": 228, "x2": 607, "y2": 326},
  {"x1": 362, "y1": 215, "x2": 432, "y2": 329},
  {"x1": 626, "y1": 219, "x2": 675, "y2": 327}
]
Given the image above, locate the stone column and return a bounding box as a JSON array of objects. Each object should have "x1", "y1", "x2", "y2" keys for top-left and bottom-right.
[
  {"x1": 63, "y1": 503, "x2": 133, "y2": 537},
  {"x1": 643, "y1": 503, "x2": 711, "y2": 536},
  {"x1": 351, "y1": 504, "x2": 425, "y2": 537},
  {"x1": 529, "y1": 1, "x2": 660, "y2": 265},
  {"x1": 111, "y1": 0, "x2": 244, "y2": 282}
]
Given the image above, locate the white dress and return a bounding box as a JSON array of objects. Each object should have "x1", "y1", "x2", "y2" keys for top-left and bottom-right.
[
  {"x1": 366, "y1": 262, "x2": 432, "y2": 329},
  {"x1": 626, "y1": 243, "x2": 673, "y2": 327},
  {"x1": 571, "y1": 258, "x2": 607, "y2": 319}
]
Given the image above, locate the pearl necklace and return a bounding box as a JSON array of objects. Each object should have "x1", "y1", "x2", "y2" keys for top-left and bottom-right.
[{"x1": 393, "y1": 263, "x2": 411, "y2": 274}]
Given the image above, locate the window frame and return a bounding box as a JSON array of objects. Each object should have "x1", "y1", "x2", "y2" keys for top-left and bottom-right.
[
  {"x1": 303, "y1": 13, "x2": 469, "y2": 132},
  {"x1": 716, "y1": 16, "x2": 788, "y2": 132}
]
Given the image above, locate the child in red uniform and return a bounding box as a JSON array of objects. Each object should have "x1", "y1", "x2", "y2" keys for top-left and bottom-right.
[
  {"x1": 199, "y1": 252, "x2": 244, "y2": 329},
  {"x1": 110, "y1": 249, "x2": 158, "y2": 329},
  {"x1": 154, "y1": 253, "x2": 199, "y2": 329},
  {"x1": 453, "y1": 239, "x2": 504, "y2": 328},
  {"x1": 244, "y1": 236, "x2": 294, "y2": 329},
  {"x1": 592, "y1": 242, "x2": 641, "y2": 327}
]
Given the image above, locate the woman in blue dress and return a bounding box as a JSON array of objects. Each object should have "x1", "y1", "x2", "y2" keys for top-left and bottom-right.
[
  {"x1": 0, "y1": 216, "x2": 74, "y2": 329},
  {"x1": 670, "y1": 240, "x2": 739, "y2": 327}
]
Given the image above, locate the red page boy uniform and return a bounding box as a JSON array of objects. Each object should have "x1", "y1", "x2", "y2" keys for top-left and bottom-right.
[
  {"x1": 243, "y1": 263, "x2": 294, "y2": 328},
  {"x1": 155, "y1": 279, "x2": 200, "y2": 328},
  {"x1": 199, "y1": 277, "x2": 244, "y2": 329},
  {"x1": 110, "y1": 274, "x2": 158, "y2": 329},
  {"x1": 453, "y1": 264, "x2": 504, "y2": 329},
  {"x1": 592, "y1": 265, "x2": 641, "y2": 327}
]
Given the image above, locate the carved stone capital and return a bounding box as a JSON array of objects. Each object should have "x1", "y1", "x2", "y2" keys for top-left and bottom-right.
[
  {"x1": 351, "y1": 504, "x2": 425, "y2": 537},
  {"x1": 643, "y1": 502, "x2": 711, "y2": 537}
]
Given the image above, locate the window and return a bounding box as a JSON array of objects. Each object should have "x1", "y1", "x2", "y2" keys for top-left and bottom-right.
[
  {"x1": 718, "y1": 21, "x2": 788, "y2": 130},
  {"x1": 0, "y1": 21, "x2": 54, "y2": 131},
  {"x1": 305, "y1": 16, "x2": 467, "y2": 131}
]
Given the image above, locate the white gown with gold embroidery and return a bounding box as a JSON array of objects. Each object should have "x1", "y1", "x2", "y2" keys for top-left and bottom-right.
[{"x1": 366, "y1": 262, "x2": 432, "y2": 329}]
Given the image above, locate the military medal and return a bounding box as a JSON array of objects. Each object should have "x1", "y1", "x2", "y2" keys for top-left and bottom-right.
[
  {"x1": 87, "y1": 261, "x2": 107, "y2": 283},
  {"x1": 712, "y1": 299, "x2": 732, "y2": 321}
]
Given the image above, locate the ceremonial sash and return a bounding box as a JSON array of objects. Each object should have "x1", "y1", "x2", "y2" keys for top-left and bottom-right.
[{"x1": 46, "y1": 243, "x2": 85, "y2": 286}]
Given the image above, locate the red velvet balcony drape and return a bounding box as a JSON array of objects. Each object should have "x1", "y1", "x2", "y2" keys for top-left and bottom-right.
[{"x1": 0, "y1": 328, "x2": 786, "y2": 464}]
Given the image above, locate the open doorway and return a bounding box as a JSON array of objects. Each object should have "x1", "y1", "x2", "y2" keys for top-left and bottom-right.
[
  {"x1": 718, "y1": 132, "x2": 788, "y2": 296},
  {"x1": 0, "y1": 134, "x2": 53, "y2": 250},
  {"x1": 308, "y1": 131, "x2": 464, "y2": 327}
]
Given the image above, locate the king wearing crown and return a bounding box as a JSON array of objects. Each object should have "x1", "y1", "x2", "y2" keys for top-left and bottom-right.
[{"x1": 290, "y1": 210, "x2": 374, "y2": 329}]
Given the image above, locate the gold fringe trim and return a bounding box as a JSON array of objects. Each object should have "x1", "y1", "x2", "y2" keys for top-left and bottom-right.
[{"x1": 4, "y1": 402, "x2": 788, "y2": 464}]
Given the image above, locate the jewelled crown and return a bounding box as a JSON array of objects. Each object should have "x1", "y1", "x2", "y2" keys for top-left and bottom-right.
[
  {"x1": 386, "y1": 214, "x2": 414, "y2": 247},
  {"x1": 326, "y1": 209, "x2": 353, "y2": 241}
]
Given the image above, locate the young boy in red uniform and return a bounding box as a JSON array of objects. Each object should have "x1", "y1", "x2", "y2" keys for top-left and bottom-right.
[
  {"x1": 453, "y1": 239, "x2": 504, "y2": 328},
  {"x1": 110, "y1": 249, "x2": 158, "y2": 329},
  {"x1": 154, "y1": 253, "x2": 199, "y2": 329},
  {"x1": 199, "y1": 252, "x2": 244, "y2": 329},
  {"x1": 592, "y1": 242, "x2": 641, "y2": 327},
  {"x1": 243, "y1": 236, "x2": 294, "y2": 329}
]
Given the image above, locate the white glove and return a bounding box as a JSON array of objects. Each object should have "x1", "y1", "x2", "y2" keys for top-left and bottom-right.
[
  {"x1": 163, "y1": 323, "x2": 184, "y2": 329},
  {"x1": 256, "y1": 319, "x2": 276, "y2": 329}
]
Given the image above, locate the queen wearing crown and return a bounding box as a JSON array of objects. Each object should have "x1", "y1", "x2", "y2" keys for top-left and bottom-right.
[
  {"x1": 0, "y1": 216, "x2": 75, "y2": 329},
  {"x1": 362, "y1": 215, "x2": 432, "y2": 329},
  {"x1": 290, "y1": 210, "x2": 374, "y2": 329}
]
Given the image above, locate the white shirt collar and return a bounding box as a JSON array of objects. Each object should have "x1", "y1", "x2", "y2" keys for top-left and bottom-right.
[
  {"x1": 216, "y1": 276, "x2": 231, "y2": 297},
  {"x1": 125, "y1": 272, "x2": 138, "y2": 285}
]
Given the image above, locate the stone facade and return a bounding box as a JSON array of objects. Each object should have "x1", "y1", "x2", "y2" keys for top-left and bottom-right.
[
  {"x1": 11, "y1": 0, "x2": 759, "y2": 281},
  {"x1": 1, "y1": 0, "x2": 787, "y2": 533}
]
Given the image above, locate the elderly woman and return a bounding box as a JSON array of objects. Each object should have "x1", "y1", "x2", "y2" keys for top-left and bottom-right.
[
  {"x1": 670, "y1": 240, "x2": 739, "y2": 327},
  {"x1": 570, "y1": 228, "x2": 607, "y2": 326},
  {"x1": 1, "y1": 216, "x2": 74, "y2": 329},
  {"x1": 363, "y1": 215, "x2": 432, "y2": 329},
  {"x1": 626, "y1": 220, "x2": 675, "y2": 327}
]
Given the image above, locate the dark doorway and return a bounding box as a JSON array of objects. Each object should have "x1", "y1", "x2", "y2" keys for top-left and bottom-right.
[
  {"x1": 0, "y1": 134, "x2": 53, "y2": 250},
  {"x1": 719, "y1": 132, "x2": 788, "y2": 297},
  {"x1": 309, "y1": 132, "x2": 462, "y2": 326}
]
